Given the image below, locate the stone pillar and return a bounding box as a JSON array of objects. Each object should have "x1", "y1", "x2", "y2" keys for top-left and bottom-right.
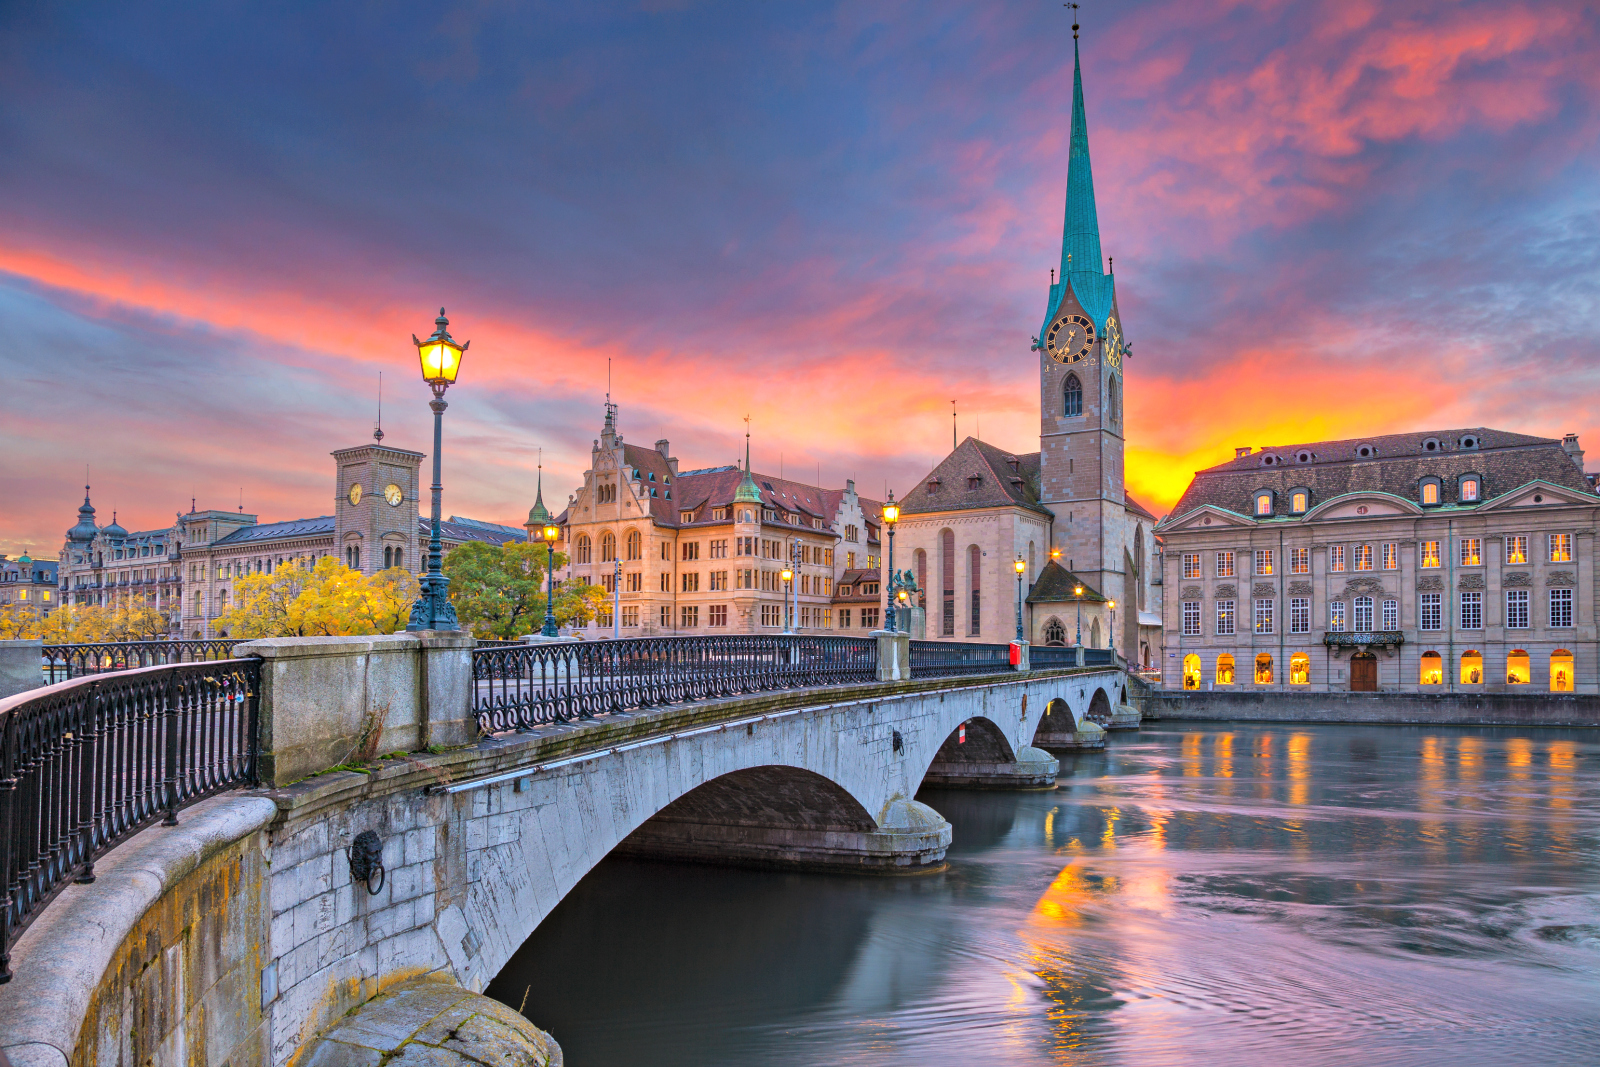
[
  {"x1": 234, "y1": 633, "x2": 476, "y2": 787},
  {"x1": 874, "y1": 630, "x2": 911, "y2": 681},
  {"x1": 923, "y1": 743, "x2": 1058, "y2": 789},
  {"x1": 0, "y1": 639, "x2": 44, "y2": 699}
]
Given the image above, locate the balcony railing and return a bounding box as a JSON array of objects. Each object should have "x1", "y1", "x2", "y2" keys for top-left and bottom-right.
[
  {"x1": 0, "y1": 659, "x2": 260, "y2": 982},
  {"x1": 1323, "y1": 631, "x2": 1405, "y2": 648}
]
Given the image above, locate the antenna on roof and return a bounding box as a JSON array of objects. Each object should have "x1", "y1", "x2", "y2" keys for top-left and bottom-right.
[
  {"x1": 374, "y1": 372, "x2": 384, "y2": 443},
  {"x1": 239, "y1": 488, "x2": 244, "y2": 513},
  {"x1": 952, "y1": 400, "x2": 957, "y2": 451}
]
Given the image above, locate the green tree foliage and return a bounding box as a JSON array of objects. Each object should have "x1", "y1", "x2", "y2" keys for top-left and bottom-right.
[
  {"x1": 444, "y1": 541, "x2": 567, "y2": 639},
  {"x1": 554, "y1": 582, "x2": 609, "y2": 629}
]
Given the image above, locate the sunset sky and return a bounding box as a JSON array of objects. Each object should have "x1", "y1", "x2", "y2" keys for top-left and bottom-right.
[{"x1": 3, "y1": 0, "x2": 1598, "y2": 555}]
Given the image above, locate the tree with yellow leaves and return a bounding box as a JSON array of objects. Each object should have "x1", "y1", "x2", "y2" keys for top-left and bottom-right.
[
  {"x1": 33, "y1": 604, "x2": 116, "y2": 644},
  {"x1": 214, "y1": 556, "x2": 421, "y2": 638}
]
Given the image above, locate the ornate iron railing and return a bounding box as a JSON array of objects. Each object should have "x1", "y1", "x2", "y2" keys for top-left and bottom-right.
[
  {"x1": 908, "y1": 640, "x2": 1013, "y2": 676},
  {"x1": 0, "y1": 659, "x2": 260, "y2": 982},
  {"x1": 473, "y1": 635, "x2": 879, "y2": 732},
  {"x1": 1082, "y1": 648, "x2": 1117, "y2": 667},
  {"x1": 1028, "y1": 645, "x2": 1079, "y2": 668},
  {"x1": 41, "y1": 640, "x2": 236, "y2": 685}
]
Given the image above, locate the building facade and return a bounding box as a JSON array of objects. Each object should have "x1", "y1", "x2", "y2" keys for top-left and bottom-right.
[
  {"x1": 0, "y1": 555, "x2": 59, "y2": 621},
  {"x1": 1155, "y1": 429, "x2": 1598, "y2": 693},
  {"x1": 893, "y1": 32, "x2": 1161, "y2": 661},
  {"x1": 539, "y1": 405, "x2": 884, "y2": 636}
]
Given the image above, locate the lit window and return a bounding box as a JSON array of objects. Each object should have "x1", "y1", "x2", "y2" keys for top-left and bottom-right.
[
  {"x1": 1255, "y1": 549, "x2": 1273, "y2": 575},
  {"x1": 1507, "y1": 649, "x2": 1530, "y2": 685},
  {"x1": 1420, "y1": 541, "x2": 1441, "y2": 568},
  {"x1": 1255, "y1": 493, "x2": 1272, "y2": 516},
  {"x1": 1551, "y1": 650, "x2": 1574, "y2": 692},
  {"x1": 1381, "y1": 543, "x2": 1398, "y2": 570},
  {"x1": 1216, "y1": 551, "x2": 1235, "y2": 578},
  {"x1": 1354, "y1": 545, "x2": 1373, "y2": 570},
  {"x1": 1329, "y1": 545, "x2": 1346, "y2": 572},
  {"x1": 1182, "y1": 553, "x2": 1201, "y2": 579},
  {"x1": 1460, "y1": 650, "x2": 1483, "y2": 685},
  {"x1": 1550, "y1": 533, "x2": 1572, "y2": 563},
  {"x1": 1460, "y1": 478, "x2": 1479, "y2": 502},
  {"x1": 1329, "y1": 601, "x2": 1346, "y2": 631},
  {"x1": 1254, "y1": 653, "x2": 1274, "y2": 684},
  {"x1": 1460, "y1": 538, "x2": 1481, "y2": 567},
  {"x1": 1421, "y1": 481, "x2": 1439, "y2": 505},
  {"x1": 1419, "y1": 651, "x2": 1443, "y2": 685},
  {"x1": 1182, "y1": 653, "x2": 1201, "y2": 690},
  {"x1": 1290, "y1": 547, "x2": 1309, "y2": 574},
  {"x1": 1289, "y1": 652, "x2": 1310, "y2": 685},
  {"x1": 1507, "y1": 535, "x2": 1528, "y2": 564},
  {"x1": 1254, "y1": 598, "x2": 1274, "y2": 634},
  {"x1": 1291, "y1": 491, "x2": 1308, "y2": 513},
  {"x1": 1216, "y1": 654, "x2": 1235, "y2": 684},
  {"x1": 1216, "y1": 600, "x2": 1235, "y2": 635}
]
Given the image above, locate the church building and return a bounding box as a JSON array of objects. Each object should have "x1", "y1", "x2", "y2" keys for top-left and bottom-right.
[{"x1": 895, "y1": 25, "x2": 1162, "y2": 665}]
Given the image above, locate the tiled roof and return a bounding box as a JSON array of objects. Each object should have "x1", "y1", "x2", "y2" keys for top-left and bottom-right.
[
  {"x1": 900, "y1": 438, "x2": 1048, "y2": 517},
  {"x1": 430, "y1": 517, "x2": 527, "y2": 546},
  {"x1": 211, "y1": 516, "x2": 335, "y2": 545},
  {"x1": 1169, "y1": 427, "x2": 1593, "y2": 518},
  {"x1": 1026, "y1": 559, "x2": 1106, "y2": 604},
  {"x1": 657, "y1": 464, "x2": 844, "y2": 531},
  {"x1": 834, "y1": 568, "x2": 882, "y2": 603}
]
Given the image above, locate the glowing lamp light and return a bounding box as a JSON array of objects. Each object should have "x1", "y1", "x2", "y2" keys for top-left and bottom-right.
[
  {"x1": 413, "y1": 307, "x2": 468, "y2": 389},
  {"x1": 1051, "y1": 547, "x2": 1061, "y2": 559},
  {"x1": 781, "y1": 566, "x2": 793, "y2": 582},
  {"x1": 1108, "y1": 599, "x2": 1117, "y2": 611},
  {"x1": 541, "y1": 523, "x2": 561, "y2": 544},
  {"x1": 882, "y1": 498, "x2": 900, "y2": 526},
  {"x1": 1014, "y1": 558, "x2": 1026, "y2": 575},
  {"x1": 1074, "y1": 585, "x2": 1084, "y2": 597}
]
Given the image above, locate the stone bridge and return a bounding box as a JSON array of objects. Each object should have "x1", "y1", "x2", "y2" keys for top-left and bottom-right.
[{"x1": 0, "y1": 633, "x2": 1132, "y2": 1067}]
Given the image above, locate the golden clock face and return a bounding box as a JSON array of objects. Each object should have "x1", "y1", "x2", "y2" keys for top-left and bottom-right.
[
  {"x1": 1105, "y1": 315, "x2": 1123, "y2": 369},
  {"x1": 347, "y1": 483, "x2": 362, "y2": 506},
  {"x1": 1045, "y1": 314, "x2": 1096, "y2": 364},
  {"x1": 384, "y1": 483, "x2": 403, "y2": 507}
]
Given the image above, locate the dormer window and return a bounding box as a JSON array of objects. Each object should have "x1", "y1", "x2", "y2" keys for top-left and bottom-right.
[
  {"x1": 927, "y1": 480, "x2": 940, "y2": 493},
  {"x1": 1458, "y1": 435, "x2": 1479, "y2": 450},
  {"x1": 968, "y1": 476, "x2": 982, "y2": 490},
  {"x1": 680, "y1": 511, "x2": 694, "y2": 523},
  {"x1": 764, "y1": 509, "x2": 778, "y2": 521},
  {"x1": 1254, "y1": 491, "x2": 1274, "y2": 517},
  {"x1": 1295, "y1": 451, "x2": 1314, "y2": 464},
  {"x1": 712, "y1": 508, "x2": 727, "y2": 521},
  {"x1": 812, "y1": 517, "x2": 822, "y2": 529},
  {"x1": 840, "y1": 585, "x2": 852, "y2": 596},
  {"x1": 1460, "y1": 476, "x2": 1480, "y2": 503},
  {"x1": 1355, "y1": 444, "x2": 1376, "y2": 459},
  {"x1": 1419, "y1": 478, "x2": 1441, "y2": 506},
  {"x1": 1260, "y1": 454, "x2": 1279, "y2": 467},
  {"x1": 648, "y1": 472, "x2": 656, "y2": 481},
  {"x1": 1008, "y1": 458, "x2": 1019, "y2": 472},
  {"x1": 1422, "y1": 437, "x2": 1440, "y2": 452},
  {"x1": 1290, "y1": 490, "x2": 1309, "y2": 514}
]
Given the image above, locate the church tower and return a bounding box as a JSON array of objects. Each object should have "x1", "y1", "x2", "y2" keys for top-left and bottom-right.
[{"x1": 1034, "y1": 20, "x2": 1128, "y2": 596}]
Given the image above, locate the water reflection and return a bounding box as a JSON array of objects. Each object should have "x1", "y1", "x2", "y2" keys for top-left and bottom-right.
[{"x1": 490, "y1": 724, "x2": 1600, "y2": 1066}]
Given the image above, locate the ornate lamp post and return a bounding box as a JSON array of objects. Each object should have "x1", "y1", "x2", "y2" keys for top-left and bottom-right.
[
  {"x1": 1014, "y1": 557, "x2": 1026, "y2": 641},
  {"x1": 881, "y1": 492, "x2": 899, "y2": 632},
  {"x1": 406, "y1": 308, "x2": 467, "y2": 632},
  {"x1": 1074, "y1": 583, "x2": 1085, "y2": 647},
  {"x1": 780, "y1": 561, "x2": 794, "y2": 634},
  {"x1": 539, "y1": 521, "x2": 561, "y2": 637},
  {"x1": 1107, "y1": 597, "x2": 1117, "y2": 662}
]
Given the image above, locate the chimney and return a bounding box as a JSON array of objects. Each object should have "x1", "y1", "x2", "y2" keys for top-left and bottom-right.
[
  {"x1": 655, "y1": 439, "x2": 670, "y2": 457},
  {"x1": 846, "y1": 479, "x2": 856, "y2": 494},
  {"x1": 1235, "y1": 446, "x2": 1252, "y2": 459},
  {"x1": 1563, "y1": 433, "x2": 1584, "y2": 471}
]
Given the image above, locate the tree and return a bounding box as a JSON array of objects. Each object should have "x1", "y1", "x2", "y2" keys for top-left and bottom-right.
[
  {"x1": 34, "y1": 604, "x2": 115, "y2": 644},
  {"x1": 214, "y1": 557, "x2": 421, "y2": 638},
  {"x1": 109, "y1": 604, "x2": 170, "y2": 641},
  {"x1": 0, "y1": 605, "x2": 38, "y2": 640},
  {"x1": 443, "y1": 541, "x2": 567, "y2": 639},
  {"x1": 554, "y1": 582, "x2": 608, "y2": 629}
]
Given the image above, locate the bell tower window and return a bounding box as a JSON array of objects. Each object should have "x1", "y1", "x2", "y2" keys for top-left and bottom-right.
[{"x1": 1063, "y1": 374, "x2": 1083, "y2": 417}]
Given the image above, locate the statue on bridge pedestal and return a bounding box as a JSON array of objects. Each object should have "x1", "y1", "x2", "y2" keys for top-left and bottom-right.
[{"x1": 889, "y1": 568, "x2": 926, "y2": 640}]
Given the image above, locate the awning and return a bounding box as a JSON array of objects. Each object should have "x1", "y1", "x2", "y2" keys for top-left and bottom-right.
[{"x1": 1137, "y1": 611, "x2": 1162, "y2": 629}]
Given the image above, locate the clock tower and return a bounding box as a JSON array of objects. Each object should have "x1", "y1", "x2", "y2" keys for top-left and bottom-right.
[
  {"x1": 333, "y1": 439, "x2": 425, "y2": 575},
  {"x1": 1034, "y1": 23, "x2": 1128, "y2": 601}
]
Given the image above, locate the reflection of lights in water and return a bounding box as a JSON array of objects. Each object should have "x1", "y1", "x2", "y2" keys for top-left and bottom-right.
[
  {"x1": 1547, "y1": 742, "x2": 1577, "y2": 853},
  {"x1": 1182, "y1": 733, "x2": 1202, "y2": 777},
  {"x1": 1044, "y1": 806, "x2": 1056, "y2": 848},
  {"x1": 1102, "y1": 807, "x2": 1120, "y2": 850}
]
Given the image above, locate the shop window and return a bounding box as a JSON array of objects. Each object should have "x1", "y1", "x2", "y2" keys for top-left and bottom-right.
[
  {"x1": 1254, "y1": 653, "x2": 1274, "y2": 684},
  {"x1": 1460, "y1": 650, "x2": 1483, "y2": 685},
  {"x1": 1506, "y1": 649, "x2": 1530, "y2": 685},
  {"x1": 1551, "y1": 650, "x2": 1575, "y2": 692},
  {"x1": 1183, "y1": 654, "x2": 1201, "y2": 690},
  {"x1": 1290, "y1": 653, "x2": 1310, "y2": 685},
  {"x1": 1216, "y1": 653, "x2": 1235, "y2": 685},
  {"x1": 1419, "y1": 651, "x2": 1442, "y2": 685}
]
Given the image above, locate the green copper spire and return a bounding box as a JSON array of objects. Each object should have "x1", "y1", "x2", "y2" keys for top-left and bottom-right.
[
  {"x1": 1040, "y1": 22, "x2": 1115, "y2": 337},
  {"x1": 734, "y1": 425, "x2": 762, "y2": 504},
  {"x1": 527, "y1": 459, "x2": 551, "y2": 525}
]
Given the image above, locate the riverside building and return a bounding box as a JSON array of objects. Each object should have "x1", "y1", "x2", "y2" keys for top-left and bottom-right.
[{"x1": 1155, "y1": 429, "x2": 1598, "y2": 693}]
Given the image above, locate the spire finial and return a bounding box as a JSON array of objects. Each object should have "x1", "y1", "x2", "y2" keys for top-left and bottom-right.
[
  {"x1": 1067, "y1": 2, "x2": 1079, "y2": 39},
  {"x1": 374, "y1": 371, "x2": 384, "y2": 443}
]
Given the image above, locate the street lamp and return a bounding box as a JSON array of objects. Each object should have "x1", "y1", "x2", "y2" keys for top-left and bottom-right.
[
  {"x1": 780, "y1": 561, "x2": 794, "y2": 633},
  {"x1": 881, "y1": 492, "x2": 899, "y2": 632},
  {"x1": 406, "y1": 308, "x2": 467, "y2": 632},
  {"x1": 1107, "y1": 597, "x2": 1117, "y2": 663},
  {"x1": 1074, "y1": 583, "x2": 1085, "y2": 647},
  {"x1": 1014, "y1": 557, "x2": 1026, "y2": 642},
  {"x1": 539, "y1": 522, "x2": 560, "y2": 637}
]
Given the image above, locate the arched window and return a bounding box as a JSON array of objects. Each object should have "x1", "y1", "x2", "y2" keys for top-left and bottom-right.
[
  {"x1": 1090, "y1": 617, "x2": 1102, "y2": 648},
  {"x1": 1255, "y1": 491, "x2": 1273, "y2": 517},
  {"x1": 1216, "y1": 653, "x2": 1235, "y2": 684},
  {"x1": 1420, "y1": 480, "x2": 1440, "y2": 505},
  {"x1": 1551, "y1": 649, "x2": 1574, "y2": 692},
  {"x1": 967, "y1": 544, "x2": 981, "y2": 636},
  {"x1": 1254, "y1": 653, "x2": 1274, "y2": 684},
  {"x1": 392, "y1": 547, "x2": 402, "y2": 570},
  {"x1": 1063, "y1": 374, "x2": 1083, "y2": 417},
  {"x1": 626, "y1": 529, "x2": 642, "y2": 560},
  {"x1": 1291, "y1": 491, "x2": 1308, "y2": 514},
  {"x1": 940, "y1": 529, "x2": 956, "y2": 636},
  {"x1": 575, "y1": 535, "x2": 591, "y2": 564},
  {"x1": 1419, "y1": 651, "x2": 1442, "y2": 685},
  {"x1": 1460, "y1": 476, "x2": 1480, "y2": 503},
  {"x1": 1182, "y1": 653, "x2": 1201, "y2": 690},
  {"x1": 1045, "y1": 618, "x2": 1066, "y2": 645},
  {"x1": 383, "y1": 546, "x2": 391, "y2": 568},
  {"x1": 1507, "y1": 649, "x2": 1530, "y2": 685},
  {"x1": 915, "y1": 548, "x2": 927, "y2": 602},
  {"x1": 1108, "y1": 376, "x2": 1120, "y2": 423},
  {"x1": 1290, "y1": 653, "x2": 1310, "y2": 685},
  {"x1": 1460, "y1": 650, "x2": 1483, "y2": 685},
  {"x1": 600, "y1": 531, "x2": 616, "y2": 562}
]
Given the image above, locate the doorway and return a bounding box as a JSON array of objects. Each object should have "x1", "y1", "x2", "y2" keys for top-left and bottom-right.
[{"x1": 1350, "y1": 653, "x2": 1378, "y2": 692}]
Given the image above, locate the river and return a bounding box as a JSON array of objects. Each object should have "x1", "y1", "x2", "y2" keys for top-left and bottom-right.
[{"x1": 487, "y1": 723, "x2": 1600, "y2": 1066}]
